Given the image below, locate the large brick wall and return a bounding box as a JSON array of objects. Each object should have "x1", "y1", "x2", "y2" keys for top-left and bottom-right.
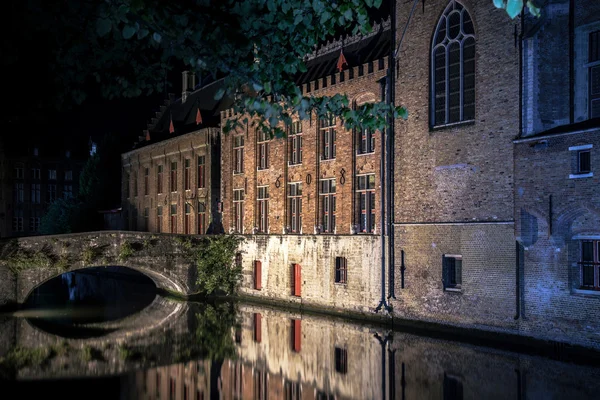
[
  {"x1": 237, "y1": 235, "x2": 382, "y2": 314},
  {"x1": 121, "y1": 128, "x2": 221, "y2": 234},
  {"x1": 515, "y1": 128, "x2": 600, "y2": 349},
  {"x1": 220, "y1": 42, "x2": 389, "y2": 235},
  {"x1": 390, "y1": 0, "x2": 520, "y2": 328}
]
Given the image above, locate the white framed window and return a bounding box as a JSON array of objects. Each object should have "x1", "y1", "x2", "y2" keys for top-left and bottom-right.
[
  {"x1": 233, "y1": 189, "x2": 244, "y2": 233},
  {"x1": 287, "y1": 182, "x2": 302, "y2": 233},
  {"x1": 356, "y1": 174, "x2": 376, "y2": 233},
  {"x1": 575, "y1": 23, "x2": 600, "y2": 121},
  {"x1": 47, "y1": 184, "x2": 57, "y2": 202},
  {"x1": 48, "y1": 169, "x2": 57, "y2": 180},
  {"x1": 288, "y1": 121, "x2": 303, "y2": 165},
  {"x1": 14, "y1": 166, "x2": 24, "y2": 179},
  {"x1": 14, "y1": 183, "x2": 24, "y2": 203},
  {"x1": 12, "y1": 210, "x2": 23, "y2": 232},
  {"x1": 320, "y1": 114, "x2": 336, "y2": 160},
  {"x1": 579, "y1": 240, "x2": 599, "y2": 290},
  {"x1": 233, "y1": 134, "x2": 245, "y2": 174},
  {"x1": 65, "y1": 170, "x2": 73, "y2": 181},
  {"x1": 31, "y1": 183, "x2": 40, "y2": 204},
  {"x1": 257, "y1": 129, "x2": 270, "y2": 170},
  {"x1": 431, "y1": 0, "x2": 475, "y2": 127},
  {"x1": 357, "y1": 127, "x2": 375, "y2": 154},
  {"x1": 257, "y1": 186, "x2": 269, "y2": 233},
  {"x1": 569, "y1": 144, "x2": 593, "y2": 179},
  {"x1": 320, "y1": 178, "x2": 336, "y2": 233},
  {"x1": 31, "y1": 168, "x2": 40, "y2": 180},
  {"x1": 63, "y1": 185, "x2": 73, "y2": 199},
  {"x1": 588, "y1": 30, "x2": 600, "y2": 118}
]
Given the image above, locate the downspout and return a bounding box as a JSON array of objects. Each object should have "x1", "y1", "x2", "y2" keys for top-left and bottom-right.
[
  {"x1": 569, "y1": 0, "x2": 574, "y2": 124},
  {"x1": 376, "y1": 75, "x2": 389, "y2": 313},
  {"x1": 387, "y1": 0, "x2": 397, "y2": 300}
]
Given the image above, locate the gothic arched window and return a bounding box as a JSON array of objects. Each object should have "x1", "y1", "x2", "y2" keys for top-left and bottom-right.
[{"x1": 431, "y1": 1, "x2": 475, "y2": 127}]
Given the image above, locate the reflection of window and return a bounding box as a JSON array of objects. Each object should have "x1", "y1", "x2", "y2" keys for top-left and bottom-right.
[
  {"x1": 443, "y1": 254, "x2": 462, "y2": 291},
  {"x1": 144, "y1": 207, "x2": 149, "y2": 231},
  {"x1": 257, "y1": 186, "x2": 269, "y2": 233},
  {"x1": 284, "y1": 380, "x2": 301, "y2": 400},
  {"x1": 233, "y1": 189, "x2": 244, "y2": 233},
  {"x1": 287, "y1": 183, "x2": 302, "y2": 233},
  {"x1": 48, "y1": 169, "x2": 57, "y2": 180},
  {"x1": 579, "y1": 240, "x2": 599, "y2": 290},
  {"x1": 320, "y1": 179, "x2": 336, "y2": 233},
  {"x1": 334, "y1": 347, "x2": 348, "y2": 374},
  {"x1": 356, "y1": 174, "x2": 376, "y2": 233},
  {"x1": 14, "y1": 166, "x2": 24, "y2": 179},
  {"x1": 253, "y1": 370, "x2": 268, "y2": 400},
  {"x1": 65, "y1": 170, "x2": 73, "y2": 181},
  {"x1": 431, "y1": 1, "x2": 475, "y2": 127},
  {"x1": 31, "y1": 168, "x2": 40, "y2": 180},
  {"x1": 335, "y1": 257, "x2": 347, "y2": 284},
  {"x1": 29, "y1": 217, "x2": 40, "y2": 232}
]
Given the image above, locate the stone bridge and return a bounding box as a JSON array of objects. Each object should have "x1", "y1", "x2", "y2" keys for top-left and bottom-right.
[{"x1": 0, "y1": 231, "x2": 202, "y2": 305}]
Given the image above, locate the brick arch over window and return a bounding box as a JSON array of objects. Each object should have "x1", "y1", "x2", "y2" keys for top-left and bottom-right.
[{"x1": 431, "y1": 0, "x2": 475, "y2": 127}]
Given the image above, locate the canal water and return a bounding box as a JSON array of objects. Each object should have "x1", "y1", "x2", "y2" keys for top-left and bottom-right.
[{"x1": 1, "y1": 267, "x2": 599, "y2": 399}]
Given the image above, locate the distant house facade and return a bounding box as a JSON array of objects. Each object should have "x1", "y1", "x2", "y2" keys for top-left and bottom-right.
[{"x1": 0, "y1": 137, "x2": 85, "y2": 238}]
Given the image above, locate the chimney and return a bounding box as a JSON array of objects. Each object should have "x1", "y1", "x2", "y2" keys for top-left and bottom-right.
[{"x1": 182, "y1": 71, "x2": 196, "y2": 103}]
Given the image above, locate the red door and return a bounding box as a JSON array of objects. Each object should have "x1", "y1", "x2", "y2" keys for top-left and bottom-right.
[
  {"x1": 254, "y1": 261, "x2": 262, "y2": 290},
  {"x1": 293, "y1": 264, "x2": 301, "y2": 297}
]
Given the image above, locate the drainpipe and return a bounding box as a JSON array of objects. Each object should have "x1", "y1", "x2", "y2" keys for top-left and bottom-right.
[
  {"x1": 376, "y1": 74, "x2": 389, "y2": 313},
  {"x1": 569, "y1": 0, "x2": 574, "y2": 124},
  {"x1": 387, "y1": 0, "x2": 397, "y2": 300}
]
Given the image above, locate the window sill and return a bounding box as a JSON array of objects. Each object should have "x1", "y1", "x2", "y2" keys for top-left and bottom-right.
[
  {"x1": 233, "y1": 172, "x2": 244, "y2": 176},
  {"x1": 444, "y1": 287, "x2": 462, "y2": 293},
  {"x1": 572, "y1": 288, "x2": 600, "y2": 296},
  {"x1": 569, "y1": 172, "x2": 593, "y2": 179},
  {"x1": 288, "y1": 162, "x2": 302, "y2": 167},
  {"x1": 431, "y1": 119, "x2": 475, "y2": 131},
  {"x1": 356, "y1": 151, "x2": 375, "y2": 157},
  {"x1": 257, "y1": 168, "x2": 269, "y2": 171},
  {"x1": 320, "y1": 158, "x2": 335, "y2": 162},
  {"x1": 334, "y1": 282, "x2": 348, "y2": 286}
]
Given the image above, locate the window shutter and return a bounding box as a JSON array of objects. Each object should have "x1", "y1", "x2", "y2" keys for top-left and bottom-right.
[
  {"x1": 254, "y1": 261, "x2": 262, "y2": 290},
  {"x1": 455, "y1": 259, "x2": 462, "y2": 285},
  {"x1": 293, "y1": 264, "x2": 301, "y2": 297}
]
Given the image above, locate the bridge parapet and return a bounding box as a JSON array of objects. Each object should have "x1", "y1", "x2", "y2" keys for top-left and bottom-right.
[{"x1": 0, "y1": 231, "x2": 201, "y2": 304}]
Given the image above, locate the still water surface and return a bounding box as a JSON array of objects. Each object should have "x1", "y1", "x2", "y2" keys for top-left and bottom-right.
[{"x1": 1, "y1": 267, "x2": 599, "y2": 399}]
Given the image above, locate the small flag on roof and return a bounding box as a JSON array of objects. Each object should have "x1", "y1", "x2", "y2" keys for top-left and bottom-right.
[
  {"x1": 337, "y1": 49, "x2": 348, "y2": 72},
  {"x1": 169, "y1": 113, "x2": 175, "y2": 134},
  {"x1": 196, "y1": 107, "x2": 203, "y2": 125}
]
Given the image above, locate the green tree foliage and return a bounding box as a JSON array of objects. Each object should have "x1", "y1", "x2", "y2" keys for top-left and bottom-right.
[
  {"x1": 6, "y1": 0, "x2": 539, "y2": 135},
  {"x1": 195, "y1": 235, "x2": 244, "y2": 295}
]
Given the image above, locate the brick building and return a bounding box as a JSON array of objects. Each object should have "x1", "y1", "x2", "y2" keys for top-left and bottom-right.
[
  {"x1": 513, "y1": 0, "x2": 600, "y2": 348},
  {"x1": 121, "y1": 1, "x2": 600, "y2": 348},
  {"x1": 121, "y1": 75, "x2": 229, "y2": 234},
  {"x1": 220, "y1": 20, "x2": 392, "y2": 312},
  {"x1": 0, "y1": 136, "x2": 86, "y2": 238}
]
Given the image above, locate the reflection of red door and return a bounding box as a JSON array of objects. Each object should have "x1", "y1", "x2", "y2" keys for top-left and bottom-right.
[
  {"x1": 292, "y1": 264, "x2": 301, "y2": 297},
  {"x1": 254, "y1": 313, "x2": 262, "y2": 343},
  {"x1": 254, "y1": 261, "x2": 262, "y2": 290},
  {"x1": 292, "y1": 319, "x2": 301, "y2": 352}
]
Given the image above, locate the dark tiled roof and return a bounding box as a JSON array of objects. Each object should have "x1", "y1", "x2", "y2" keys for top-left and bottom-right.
[{"x1": 297, "y1": 28, "x2": 391, "y2": 85}]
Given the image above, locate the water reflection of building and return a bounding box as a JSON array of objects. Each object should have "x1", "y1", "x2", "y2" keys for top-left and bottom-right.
[
  {"x1": 123, "y1": 304, "x2": 600, "y2": 400},
  {"x1": 123, "y1": 360, "x2": 212, "y2": 400}
]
